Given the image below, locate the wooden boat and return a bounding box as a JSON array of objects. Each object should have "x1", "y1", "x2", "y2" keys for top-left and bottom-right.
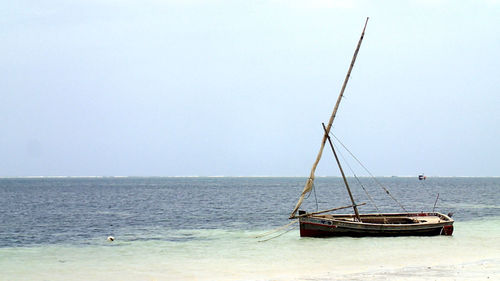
[
  {"x1": 289, "y1": 18, "x2": 454, "y2": 237},
  {"x1": 298, "y1": 212, "x2": 454, "y2": 237}
]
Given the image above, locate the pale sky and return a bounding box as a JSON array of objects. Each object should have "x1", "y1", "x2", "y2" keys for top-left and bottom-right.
[{"x1": 1, "y1": 0, "x2": 499, "y2": 177}]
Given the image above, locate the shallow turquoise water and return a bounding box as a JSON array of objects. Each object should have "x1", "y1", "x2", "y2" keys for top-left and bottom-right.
[{"x1": 1, "y1": 218, "x2": 499, "y2": 280}]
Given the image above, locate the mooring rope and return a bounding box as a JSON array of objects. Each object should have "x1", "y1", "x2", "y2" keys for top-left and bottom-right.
[
  {"x1": 257, "y1": 223, "x2": 298, "y2": 242},
  {"x1": 254, "y1": 220, "x2": 298, "y2": 239}
]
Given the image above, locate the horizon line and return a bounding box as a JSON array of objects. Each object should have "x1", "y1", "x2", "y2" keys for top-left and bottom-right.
[{"x1": 1, "y1": 175, "x2": 499, "y2": 179}]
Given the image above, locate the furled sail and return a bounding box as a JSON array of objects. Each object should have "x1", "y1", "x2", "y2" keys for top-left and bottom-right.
[{"x1": 289, "y1": 17, "x2": 369, "y2": 219}]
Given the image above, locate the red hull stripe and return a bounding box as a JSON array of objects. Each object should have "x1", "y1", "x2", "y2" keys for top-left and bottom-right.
[{"x1": 302, "y1": 221, "x2": 337, "y2": 228}]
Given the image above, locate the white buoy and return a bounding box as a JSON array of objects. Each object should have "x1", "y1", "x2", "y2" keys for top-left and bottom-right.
[{"x1": 107, "y1": 236, "x2": 115, "y2": 242}]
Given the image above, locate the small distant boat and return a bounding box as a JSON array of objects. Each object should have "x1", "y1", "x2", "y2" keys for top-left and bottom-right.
[
  {"x1": 419, "y1": 174, "x2": 427, "y2": 180},
  {"x1": 289, "y1": 18, "x2": 454, "y2": 237}
]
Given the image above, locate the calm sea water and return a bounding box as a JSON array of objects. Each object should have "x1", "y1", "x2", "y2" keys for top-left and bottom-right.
[{"x1": 0, "y1": 177, "x2": 499, "y2": 280}]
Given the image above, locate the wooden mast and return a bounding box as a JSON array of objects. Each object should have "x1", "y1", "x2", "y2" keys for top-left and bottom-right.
[
  {"x1": 290, "y1": 17, "x2": 369, "y2": 218},
  {"x1": 322, "y1": 123, "x2": 361, "y2": 221}
]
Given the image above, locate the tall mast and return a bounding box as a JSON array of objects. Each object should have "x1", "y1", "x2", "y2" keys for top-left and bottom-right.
[
  {"x1": 322, "y1": 123, "x2": 361, "y2": 221},
  {"x1": 290, "y1": 17, "x2": 369, "y2": 219}
]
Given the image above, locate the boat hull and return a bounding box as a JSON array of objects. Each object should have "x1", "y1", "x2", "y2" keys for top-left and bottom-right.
[{"x1": 299, "y1": 212, "x2": 454, "y2": 237}]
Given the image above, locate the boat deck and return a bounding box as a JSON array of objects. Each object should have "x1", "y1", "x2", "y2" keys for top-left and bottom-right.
[{"x1": 313, "y1": 212, "x2": 451, "y2": 225}]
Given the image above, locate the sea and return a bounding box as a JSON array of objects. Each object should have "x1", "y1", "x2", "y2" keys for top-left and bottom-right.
[{"x1": 0, "y1": 177, "x2": 498, "y2": 281}]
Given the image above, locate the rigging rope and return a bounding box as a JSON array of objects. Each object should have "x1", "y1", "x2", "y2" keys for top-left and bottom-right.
[
  {"x1": 313, "y1": 182, "x2": 319, "y2": 212},
  {"x1": 333, "y1": 140, "x2": 382, "y2": 214},
  {"x1": 330, "y1": 132, "x2": 409, "y2": 213},
  {"x1": 304, "y1": 181, "x2": 319, "y2": 212}
]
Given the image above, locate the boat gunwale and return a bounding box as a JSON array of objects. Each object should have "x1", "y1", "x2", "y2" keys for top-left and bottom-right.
[{"x1": 301, "y1": 212, "x2": 454, "y2": 227}]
